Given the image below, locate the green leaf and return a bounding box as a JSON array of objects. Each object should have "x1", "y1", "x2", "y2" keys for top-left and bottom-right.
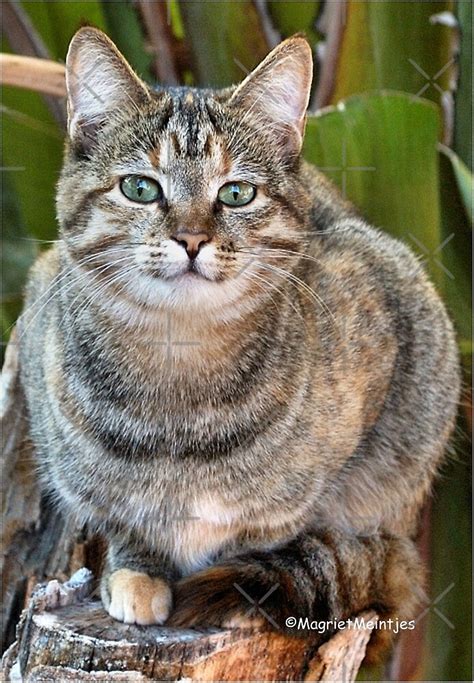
[
  {"x1": 168, "y1": 0, "x2": 186, "y2": 40},
  {"x1": 331, "y1": 0, "x2": 456, "y2": 109},
  {"x1": 178, "y1": 0, "x2": 270, "y2": 87},
  {"x1": 454, "y1": 0, "x2": 472, "y2": 170},
  {"x1": 22, "y1": 0, "x2": 107, "y2": 60},
  {"x1": 267, "y1": 1, "x2": 322, "y2": 43},
  {"x1": 427, "y1": 415, "x2": 472, "y2": 682},
  {"x1": 0, "y1": 151, "x2": 37, "y2": 348},
  {"x1": 304, "y1": 92, "x2": 443, "y2": 285},
  {"x1": 1, "y1": 72, "x2": 63, "y2": 242},
  {"x1": 102, "y1": 1, "x2": 153, "y2": 80},
  {"x1": 438, "y1": 145, "x2": 472, "y2": 364},
  {"x1": 440, "y1": 143, "x2": 473, "y2": 222}
]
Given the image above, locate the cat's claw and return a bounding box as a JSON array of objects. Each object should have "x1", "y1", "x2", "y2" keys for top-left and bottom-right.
[{"x1": 105, "y1": 568, "x2": 172, "y2": 626}]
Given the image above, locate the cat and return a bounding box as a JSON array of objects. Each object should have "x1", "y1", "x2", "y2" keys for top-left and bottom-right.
[{"x1": 18, "y1": 26, "x2": 460, "y2": 657}]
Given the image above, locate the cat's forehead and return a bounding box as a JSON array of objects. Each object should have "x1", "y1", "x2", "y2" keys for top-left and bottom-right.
[
  {"x1": 109, "y1": 87, "x2": 264, "y2": 186},
  {"x1": 156, "y1": 89, "x2": 224, "y2": 162},
  {"x1": 109, "y1": 88, "x2": 222, "y2": 163}
]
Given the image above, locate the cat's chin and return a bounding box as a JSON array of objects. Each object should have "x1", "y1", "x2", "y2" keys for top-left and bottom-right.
[
  {"x1": 121, "y1": 269, "x2": 252, "y2": 317},
  {"x1": 159, "y1": 268, "x2": 224, "y2": 288},
  {"x1": 173, "y1": 271, "x2": 215, "y2": 283}
]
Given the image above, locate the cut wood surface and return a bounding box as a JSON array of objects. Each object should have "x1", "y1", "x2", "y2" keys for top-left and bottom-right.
[{"x1": 1, "y1": 568, "x2": 377, "y2": 682}]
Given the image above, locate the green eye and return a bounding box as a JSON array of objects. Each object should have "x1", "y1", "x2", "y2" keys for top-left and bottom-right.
[
  {"x1": 120, "y1": 176, "x2": 162, "y2": 203},
  {"x1": 218, "y1": 181, "x2": 256, "y2": 207}
]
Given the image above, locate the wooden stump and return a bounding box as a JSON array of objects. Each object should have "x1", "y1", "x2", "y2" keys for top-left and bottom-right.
[
  {"x1": 1, "y1": 569, "x2": 376, "y2": 682},
  {"x1": 1, "y1": 330, "x2": 104, "y2": 651}
]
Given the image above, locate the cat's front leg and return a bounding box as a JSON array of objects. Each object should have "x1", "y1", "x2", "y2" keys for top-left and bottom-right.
[
  {"x1": 167, "y1": 530, "x2": 423, "y2": 654},
  {"x1": 101, "y1": 538, "x2": 174, "y2": 626}
]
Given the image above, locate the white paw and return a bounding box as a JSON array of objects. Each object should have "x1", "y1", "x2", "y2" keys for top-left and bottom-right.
[{"x1": 106, "y1": 568, "x2": 172, "y2": 625}]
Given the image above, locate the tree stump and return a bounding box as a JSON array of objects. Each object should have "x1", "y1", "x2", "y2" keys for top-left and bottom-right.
[
  {"x1": 1, "y1": 330, "x2": 104, "y2": 652},
  {"x1": 1, "y1": 569, "x2": 376, "y2": 681}
]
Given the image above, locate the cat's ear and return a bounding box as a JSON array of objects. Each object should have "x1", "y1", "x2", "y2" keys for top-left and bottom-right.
[
  {"x1": 65, "y1": 27, "x2": 150, "y2": 151},
  {"x1": 228, "y1": 36, "x2": 313, "y2": 159}
]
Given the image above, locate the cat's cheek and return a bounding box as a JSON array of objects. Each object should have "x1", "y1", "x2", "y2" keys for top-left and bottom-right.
[{"x1": 103, "y1": 569, "x2": 172, "y2": 626}]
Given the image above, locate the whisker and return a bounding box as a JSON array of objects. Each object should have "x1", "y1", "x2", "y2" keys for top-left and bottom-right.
[
  {"x1": 258, "y1": 262, "x2": 336, "y2": 327},
  {"x1": 61, "y1": 264, "x2": 139, "y2": 347},
  {"x1": 298, "y1": 225, "x2": 359, "y2": 236},
  {"x1": 15, "y1": 237, "x2": 61, "y2": 244},
  {"x1": 57, "y1": 255, "x2": 136, "y2": 332},
  {"x1": 17, "y1": 247, "x2": 134, "y2": 340},
  {"x1": 240, "y1": 247, "x2": 323, "y2": 266},
  {"x1": 240, "y1": 270, "x2": 305, "y2": 323}
]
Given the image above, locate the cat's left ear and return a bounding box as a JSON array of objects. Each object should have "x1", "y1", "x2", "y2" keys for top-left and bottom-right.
[
  {"x1": 228, "y1": 36, "x2": 313, "y2": 159},
  {"x1": 65, "y1": 27, "x2": 150, "y2": 151}
]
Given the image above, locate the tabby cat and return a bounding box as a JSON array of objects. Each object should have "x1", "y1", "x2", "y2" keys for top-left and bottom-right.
[{"x1": 18, "y1": 27, "x2": 460, "y2": 656}]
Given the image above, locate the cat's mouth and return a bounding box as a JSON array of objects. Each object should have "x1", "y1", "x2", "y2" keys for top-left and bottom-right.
[
  {"x1": 174, "y1": 259, "x2": 211, "y2": 280},
  {"x1": 179, "y1": 268, "x2": 223, "y2": 283},
  {"x1": 150, "y1": 260, "x2": 221, "y2": 283},
  {"x1": 135, "y1": 242, "x2": 228, "y2": 284},
  {"x1": 185, "y1": 261, "x2": 201, "y2": 276}
]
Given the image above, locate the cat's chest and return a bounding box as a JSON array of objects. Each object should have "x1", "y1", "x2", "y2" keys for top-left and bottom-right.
[
  {"x1": 119, "y1": 489, "x2": 243, "y2": 574},
  {"x1": 168, "y1": 499, "x2": 241, "y2": 574},
  {"x1": 119, "y1": 491, "x2": 301, "y2": 576}
]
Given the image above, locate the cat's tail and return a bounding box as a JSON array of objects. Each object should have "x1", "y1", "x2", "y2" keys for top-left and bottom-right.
[{"x1": 168, "y1": 529, "x2": 424, "y2": 661}]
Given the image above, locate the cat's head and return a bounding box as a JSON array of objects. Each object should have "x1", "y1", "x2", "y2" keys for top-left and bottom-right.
[{"x1": 57, "y1": 28, "x2": 313, "y2": 314}]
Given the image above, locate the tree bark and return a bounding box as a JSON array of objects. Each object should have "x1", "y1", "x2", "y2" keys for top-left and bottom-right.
[{"x1": 1, "y1": 331, "x2": 104, "y2": 652}]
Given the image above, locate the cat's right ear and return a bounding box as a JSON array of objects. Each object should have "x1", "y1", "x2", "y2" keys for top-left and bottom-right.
[{"x1": 65, "y1": 27, "x2": 150, "y2": 152}]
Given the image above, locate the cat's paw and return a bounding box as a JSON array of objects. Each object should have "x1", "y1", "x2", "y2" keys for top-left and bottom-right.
[
  {"x1": 104, "y1": 568, "x2": 172, "y2": 625},
  {"x1": 167, "y1": 564, "x2": 284, "y2": 631}
]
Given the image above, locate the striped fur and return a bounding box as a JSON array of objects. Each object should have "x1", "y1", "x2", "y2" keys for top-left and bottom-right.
[{"x1": 18, "y1": 29, "x2": 460, "y2": 656}]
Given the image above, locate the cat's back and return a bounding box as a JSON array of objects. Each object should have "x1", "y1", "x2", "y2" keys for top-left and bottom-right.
[
  {"x1": 302, "y1": 160, "x2": 448, "y2": 320},
  {"x1": 302, "y1": 162, "x2": 460, "y2": 426}
]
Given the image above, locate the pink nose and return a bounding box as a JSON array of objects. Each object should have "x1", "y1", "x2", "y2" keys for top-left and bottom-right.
[{"x1": 171, "y1": 231, "x2": 211, "y2": 259}]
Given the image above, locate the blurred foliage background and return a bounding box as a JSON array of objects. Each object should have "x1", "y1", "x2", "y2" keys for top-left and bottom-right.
[{"x1": 1, "y1": 1, "x2": 472, "y2": 680}]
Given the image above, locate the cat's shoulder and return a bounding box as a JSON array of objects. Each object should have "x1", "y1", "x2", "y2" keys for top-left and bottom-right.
[
  {"x1": 25, "y1": 244, "x2": 61, "y2": 300},
  {"x1": 301, "y1": 162, "x2": 422, "y2": 279},
  {"x1": 312, "y1": 213, "x2": 428, "y2": 295},
  {"x1": 309, "y1": 210, "x2": 453, "y2": 345}
]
